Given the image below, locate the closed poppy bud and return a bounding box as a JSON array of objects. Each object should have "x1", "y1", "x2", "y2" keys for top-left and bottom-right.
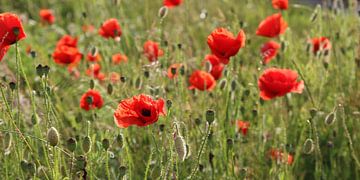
[
  {"x1": 325, "y1": 111, "x2": 336, "y2": 125},
  {"x1": 107, "y1": 84, "x2": 113, "y2": 95},
  {"x1": 260, "y1": 41, "x2": 280, "y2": 64},
  {"x1": 258, "y1": 68, "x2": 304, "y2": 100},
  {"x1": 115, "y1": 134, "x2": 124, "y2": 148},
  {"x1": 112, "y1": 53, "x2": 128, "y2": 64},
  {"x1": 90, "y1": 79, "x2": 95, "y2": 89},
  {"x1": 80, "y1": 89, "x2": 104, "y2": 111},
  {"x1": 207, "y1": 28, "x2": 246, "y2": 64},
  {"x1": 256, "y1": 13, "x2": 288, "y2": 38},
  {"x1": 82, "y1": 136, "x2": 92, "y2": 154},
  {"x1": 47, "y1": 127, "x2": 59, "y2": 147},
  {"x1": 99, "y1": 18, "x2": 122, "y2": 39},
  {"x1": 174, "y1": 135, "x2": 187, "y2": 161},
  {"x1": 158, "y1": 6, "x2": 168, "y2": 18},
  {"x1": 163, "y1": 0, "x2": 183, "y2": 8},
  {"x1": 67, "y1": 137, "x2": 77, "y2": 152},
  {"x1": 102, "y1": 138, "x2": 110, "y2": 150},
  {"x1": 272, "y1": 0, "x2": 288, "y2": 10},
  {"x1": 143, "y1": 40, "x2": 164, "y2": 62},
  {"x1": 188, "y1": 70, "x2": 216, "y2": 91},
  {"x1": 219, "y1": 79, "x2": 227, "y2": 90},
  {"x1": 303, "y1": 138, "x2": 314, "y2": 154},
  {"x1": 39, "y1": 9, "x2": 55, "y2": 24}
]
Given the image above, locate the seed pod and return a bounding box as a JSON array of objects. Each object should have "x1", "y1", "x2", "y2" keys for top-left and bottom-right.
[
  {"x1": 219, "y1": 79, "x2": 227, "y2": 90},
  {"x1": 102, "y1": 138, "x2": 110, "y2": 150},
  {"x1": 107, "y1": 84, "x2": 113, "y2": 95},
  {"x1": 67, "y1": 138, "x2": 77, "y2": 152},
  {"x1": 174, "y1": 135, "x2": 187, "y2": 161},
  {"x1": 90, "y1": 79, "x2": 95, "y2": 89},
  {"x1": 303, "y1": 138, "x2": 314, "y2": 154},
  {"x1": 9, "y1": 82, "x2": 16, "y2": 91},
  {"x1": 158, "y1": 6, "x2": 168, "y2": 19},
  {"x1": 159, "y1": 124, "x2": 165, "y2": 132},
  {"x1": 47, "y1": 127, "x2": 59, "y2": 147},
  {"x1": 309, "y1": 108, "x2": 318, "y2": 118},
  {"x1": 120, "y1": 76, "x2": 126, "y2": 83},
  {"x1": 325, "y1": 112, "x2": 336, "y2": 125},
  {"x1": 31, "y1": 114, "x2": 38, "y2": 125},
  {"x1": 206, "y1": 109, "x2": 215, "y2": 124},
  {"x1": 166, "y1": 99, "x2": 172, "y2": 109},
  {"x1": 30, "y1": 51, "x2": 37, "y2": 58},
  {"x1": 82, "y1": 136, "x2": 92, "y2": 154},
  {"x1": 226, "y1": 138, "x2": 234, "y2": 148}
]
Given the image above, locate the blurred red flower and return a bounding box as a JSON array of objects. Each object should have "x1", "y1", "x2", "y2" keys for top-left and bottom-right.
[
  {"x1": 189, "y1": 70, "x2": 216, "y2": 91},
  {"x1": 99, "y1": 18, "x2": 122, "y2": 39},
  {"x1": 82, "y1": 24, "x2": 95, "y2": 33},
  {"x1": 114, "y1": 94, "x2": 165, "y2": 128},
  {"x1": 260, "y1": 41, "x2": 280, "y2": 64},
  {"x1": 272, "y1": 0, "x2": 288, "y2": 10},
  {"x1": 256, "y1": 13, "x2": 287, "y2": 38},
  {"x1": 167, "y1": 63, "x2": 182, "y2": 79},
  {"x1": 86, "y1": 51, "x2": 101, "y2": 62},
  {"x1": 39, "y1": 9, "x2": 55, "y2": 24},
  {"x1": 112, "y1": 53, "x2": 128, "y2": 64},
  {"x1": 68, "y1": 66, "x2": 80, "y2": 79},
  {"x1": 143, "y1": 40, "x2": 164, "y2": 62},
  {"x1": 258, "y1": 68, "x2": 304, "y2": 100},
  {"x1": 207, "y1": 28, "x2": 246, "y2": 64},
  {"x1": 52, "y1": 45, "x2": 82, "y2": 66},
  {"x1": 80, "y1": 89, "x2": 104, "y2": 111},
  {"x1": 163, "y1": 0, "x2": 183, "y2": 8},
  {"x1": 236, "y1": 120, "x2": 250, "y2": 136},
  {"x1": 56, "y1": 35, "x2": 78, "y2": 48},
  {"x1": 202, "y1": 54, "x2": 224, "y2": 80},
  {"x1": 0, "y1": 46, "x2": 10, "y2": 62},
  {"x1": 109, "y1": 72, "x2": 120, "y2": 83},
  {"x1": 269, "y1": 148, "x2": 294, "y2": 165},
  {"x1": 310, "y1": 37, "x2": 331, "y2": 54},
  {"x1": 86, "y1": 63, "x2": 101, "y2": 77}
]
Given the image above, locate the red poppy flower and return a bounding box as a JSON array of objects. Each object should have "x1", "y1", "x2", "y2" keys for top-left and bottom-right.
[
  {"x1": 269, "y1": 148, "x2": 293, "y2": 165},
  {"x1": 189, "y1": 70, "x2": 216, "y2": 91},
  {"x1": 56, "y1": 35, "x2": 78, "y2": 48},
  {"x1": 310, "y1": 37, "x2": 331, "y2": 54},
  {"x1": 207, "y1": 28, "x2": 246, "y2": 64},
  {"x1": 39, "y1": 9, "x2": 55, "y2": 24},
  {"x1": 80, "y1": 89, "x2": 104, "y2": 111},
  {"x1": 202, "y1": 54, "x2": 224, "y2": 80},
  {"x1": 114, "y1": 94, "x2": 165, "y2": 128},
  {"x1": 82, "y1": 24, "x2": 95, "y2": 33},
  {"x1": 258, "y1": 68, "x2": 304, "y2": 100},
  {"x1": 261, "y1": 41, "x2": 281, "y2": 64},
  {"x1": 52, "y1": 45, "x2": 82, "y2": 66},
  {"x1": 167, "y1": 63, "x2": 182, "y2": 79},
  {"x1": 68, "y1": 66, "x2": 80, "y2": 79},
  {"x1": 236, "y1": 120, "x2": 250, "y2": 136},
  {"x1": 0, "y1": 13, "x2": 26, "y2": 47},
  {"x1": 96, "y1": 72, "x2": 106, "y2": 81},
  {"x1": 109, "y1": 72, "x2": 120, "y2": 83},
  {"x1": 86, "y1": 63, "x2": 101, "y2": 77},
  {"x1": 143, "y1": 40, "x2": 164, "y2": 62},
  {"x1": 112, "y1": 53, "x2": 128, "y2": 64},
  {"x1": 163, "y1": 0, "x2": 183, "y2": 8},
  {"x1": 99, "y1": 18, "x2": 122, "y2": 39},
  {"x1": 272, "y1": 0, "x2": 288, "y2": 10},
  {"x1": 0, "y1": 45, "x2": 10, "y2": 62},
  {"x1": 256, "y1": 13, "x2": 288, "y2": 38},
  {"x1": 86, "y1": 51, "x2": 101, "y2": 62}
]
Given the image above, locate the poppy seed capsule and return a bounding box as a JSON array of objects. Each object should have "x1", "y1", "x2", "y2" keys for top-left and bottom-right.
[
  {"x1": 82, "y1": 136, "x2": 92, "y2": 154},
  {"x1": 158, "y1": 6, "x2": 168, "y2": 19},
  {"x1": 102, "y1": 138, "x2": 110, "y2": 150},
  {"x1": 166, "y1": 99, "x2": 172, "y2": 109},
  {"x1": 231, "y1": 80, "x2": 237, "y2": 91},
  {"x1": 47, "y1": 127, "x2": 59, "y2": 147},
  {"x1": 309, "y1": 108, "x2": 318, "y2": 118},
  {"x1": 67, "y1": 138, "x2": 77, "y2": 152},
  {"x1": 90, "y1": 79, "x2": 95, "y2": 89},
  {"x1": 206, "y1": 109, "x2": 215, "y2": 124},
  {"x1": 325, "y1": 112, "x2": 336, "y2": 125},
  {"x1": 9, "y1": 82, "x2": 16, "y2": 91},
  {"x1": 219, "y1": 79, "x2": 227, "y2": 90},
  {"x1": 30, "y1": 50, "x2": 37, "y2": 58},
  {"x1": 174, "y1": 135, "x2": 187, "y2": 161},
  {"x1": 303, "y1": 138, "x2": 314, "y2": 154}
]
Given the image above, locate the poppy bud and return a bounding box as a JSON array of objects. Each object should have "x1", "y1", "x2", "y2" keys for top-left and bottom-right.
[
  {"x1": 120, "y1": 76, "x2": 126, "y2": 83},
  {"x1": 158, "y1": 6, "x2": 168, "y2": 19},
  {"x1": 135, "y1": 77, "x2": 142, "y2": 89},
  {"x1": 144, "y1": 71, "x2": 150, "y2": 78},
  {"x1": 219, "y1": 79, "x2": 227, "y2": 90},
  {"x1": 20, "y1": 160, "x2": 29, "y2": 172},
  {"x1": 107, "y1": 84, "x2": 113, "y2": 95},
  {"x1": 309, "y1": 108, "x2": 318, "y2": 118},
  {"x1": 231, "y1": 80, "x2": 237, "y2": 91},
  {"x1": 47, "y1": 127, "x2": 60, "y2": 147},
  {"x1": 82, "y1": 136, "x2": 92, "y2": 154},
  {"x1": 166, "y1": 99, "x2": 172, "y2": 109},
  {"x1": 116, "y1": 134, "x2": 124, "y2": 148},
  {"x1": 204, "y1": 61, "x2": 212, "y2": 72},
  {"x1": 199, "y1": 164, "x2": 204, "y2": 172},
  {"x1": 9, "y1": 82, "x2": 16, "y2": 91},
  {"x1": 90, "y1": 79, "x2": 95, "y2": 89},
  {"x1": 179, "y1": 65, "x2": 185, "y2": 76},
  {"x1": 303, "y1": 138, "x2": 314, "y2": 154},
  {"x1": 195, "y1": 118, "x2": 202, "y2": 126},
  {"x1": 281, "y1": 41, "x2": 286, "y2": 52},
  {"x1": 75, "y1": 155, "x2": 87, "y2": 170},
  {"x1": 243, "y1": 89, "x2": 250, "y2": 97},
  {"x1": 325, "y1": 111, "x2": 336, "y2": 125},
  {"x1": 31, "y1": 114, "x2": 38, "y2": 125},
  {"x1": 252, "y1": 109, "x2": 258, "y2": 117},
  {"x1": 174, "y1": 135, "x2": 187, "y2": 161},
  {"x1": 226, "y1": 138, "x2": 233, "y2": 148},
  {"x1": 30, "y1": 50, "x2": 37, "y2": 58},
  {"x1": 205, "y1": 109, "x2": 215, "y2": 124},
  {"x1": 102, "y1": 138, "x2": 110, "y2": 150},
  {"x1": 119, "y1": 166, "x2": 127, "y2": 177},
  {"x1": 159, "y1": 124, "x2": 165, "y2": 132},
  {"x1": 64, "y1": 138, "x2": 76, "y2": 153}
]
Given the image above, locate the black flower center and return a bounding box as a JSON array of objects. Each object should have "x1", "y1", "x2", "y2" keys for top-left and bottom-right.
[{"x1": 141, "y1": 109, "x2": 151, "y2": 117}]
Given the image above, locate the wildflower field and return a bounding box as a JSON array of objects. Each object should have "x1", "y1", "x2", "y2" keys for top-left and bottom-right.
[{"x1": 0, "y1": 0, "x2": 360, "y2": 179}]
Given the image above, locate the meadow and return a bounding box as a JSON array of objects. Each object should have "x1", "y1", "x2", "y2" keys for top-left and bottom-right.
[{"x1": 0, "y1": 0, "x2": 359, "y2": 179}]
